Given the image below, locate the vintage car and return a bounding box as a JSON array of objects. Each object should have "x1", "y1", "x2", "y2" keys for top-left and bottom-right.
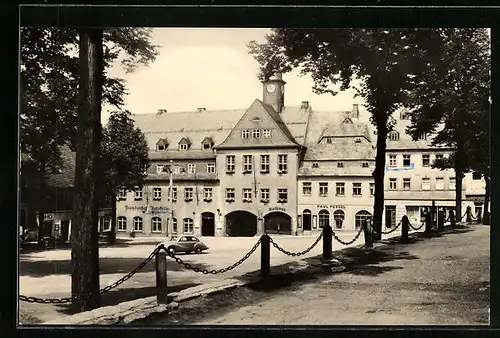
[{"x1": 158, "y1": 235, "x2": 209, "y2": 254}]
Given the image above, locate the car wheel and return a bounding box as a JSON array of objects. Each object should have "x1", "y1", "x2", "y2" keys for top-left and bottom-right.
[
  {"x1": 195, "y1": 248, "x2": 202, "y2": 254},
  {"x1": 167, "y1": 246, "x2": 176, "y2": 255}
]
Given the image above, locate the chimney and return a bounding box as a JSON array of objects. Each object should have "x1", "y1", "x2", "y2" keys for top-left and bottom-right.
[
  {"x1": 197, "y1": 107, "x2": 206, "y2": 113},
  {"x1": 352, "y1": 104, "x2": 359, "y2": 118},
  {"x1": 301, "y1": 101, "x2": 310, "y2": 109},
  {"x1": 157, "y1": 109, "x2": 167, "y2": 115}
]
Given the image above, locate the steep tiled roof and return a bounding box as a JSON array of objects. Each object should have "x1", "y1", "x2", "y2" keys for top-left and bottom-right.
[
  {"x1": 260, "y1": 100, "x2": 300, "y2": 146},
  {"x1": 46, "y1": 146, "x2": 76, "y2": 188},
  {"x1": 303, "y1": 139, "x2": 376, "y2": 161}
]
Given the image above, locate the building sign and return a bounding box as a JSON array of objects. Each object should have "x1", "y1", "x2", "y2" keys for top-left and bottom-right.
[
  {"x1": 316, "y1": 205, "x2": 345, "y2": 210},
  {"x1": 269, "y1": 207, "x2": 286, "y2": 212},
  {"x1": 125, "y1": 206, "x2": 147, "y2": 211},
  {"x1": 44, "y1": 213, "x2": 54, "y2": 221},
  {"x1": 385, "y1": 163, "x2": 415, "y2": 172}
]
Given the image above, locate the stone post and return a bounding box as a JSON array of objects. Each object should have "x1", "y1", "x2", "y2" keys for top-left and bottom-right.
[
  {"x1": 363, "y1": 219, "x2": 373, "y2": 248},
  {"x1": 260, "y1": 234, "x2": 270, "y2": 277},
  {"x1": 322, "y1": 225, "x2": 333, "y2": 260},
  {"x1": 401, "y1": 216, "x2": 409, "y2": 242},
  {"x1": 155, "y1": 250, "x2": 168, "y2": 304},
  {"x1": 466, "y1": 206, "x2": 472, "y2": 224}
]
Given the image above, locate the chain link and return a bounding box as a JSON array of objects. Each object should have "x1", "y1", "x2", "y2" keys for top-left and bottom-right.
[
  {"x1": 379, "y1": 221, "x2": 402, "y2": 235},
  {"x1": 20, "y1": 246, "x2": 161, "y2": 304},
  {"x1": 332, "y1": 226, "x2": 364, "y2": 246},
  {"x1": 165, "y1": 238, "x2": 261, "y2": 274},
  {"x1": 269, "y1": 231, "x2": 323, "y2": 257},
  {"x1": 408, "y1": 221, "x2": 425, "y2": 231}
]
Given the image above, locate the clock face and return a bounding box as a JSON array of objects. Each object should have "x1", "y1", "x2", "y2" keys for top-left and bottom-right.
[{"x1": 266, "y1": 84, "x2": 276, "y2": 93}]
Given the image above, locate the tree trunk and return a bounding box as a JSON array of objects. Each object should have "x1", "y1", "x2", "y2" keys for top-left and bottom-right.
[
  {"x1": 372, "y1": 121, "x2": 388, "y2": 241},
  {"x1": 455, "y1": 172, "x2": 463, "y2": 225},
  {"x1": 71, "y1": 28, "x2": 103, "y2": 312},
  {"x1": 483, "y1": 175, "x2": 490, "y2": 224},
  {"x1": 36, "y1": 165, "x2": 47, "y2": 243},
  {"x1": 110, "y1": 192, "x2": 117, "y2": 244}
]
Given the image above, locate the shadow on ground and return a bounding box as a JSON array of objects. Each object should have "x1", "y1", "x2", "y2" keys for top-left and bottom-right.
[{"x1": 20, "y1": 256, "x2": 212, "y2": 277}]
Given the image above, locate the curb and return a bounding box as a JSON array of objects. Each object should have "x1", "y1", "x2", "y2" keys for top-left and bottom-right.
[{"x1": 41, "y1": 225, "x2": 468, "y2": 325}]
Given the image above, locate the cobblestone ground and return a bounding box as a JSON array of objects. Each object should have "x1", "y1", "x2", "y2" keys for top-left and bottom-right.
[
  {"x1": 176, "y1": 225, "x2": 488, "y2": 325},
  {"x1": 18, "y1": 228, "x2": 420, "y2": 323}
]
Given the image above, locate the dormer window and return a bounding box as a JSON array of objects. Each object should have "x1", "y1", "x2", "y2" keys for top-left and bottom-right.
[
  {"x1": 361, "y1": 162, "x2": 369, "y2": 168},
  {"x1": 178, "y1": 137, "x2": 191, "y2": 151},
  {"x1": 156, "y1": 138, "x2": 168, "y2": 151},
  {"x1": 201, "y1": 137, "x2": 214, "y2": 150},
  {"x1": 337, "y1": 162, "x2": 344, "y2": 168},
  {"x1": 355, "y1": 137, "x2": 362, "y2": 143},
  {"x1": 203, "y1": 143, "x2": 211, "y2": 150},
  {"x1": 312, "y1": 162, "x2": 319, "y2": 168},
  {"x1": 325, "y1": 137, "x2": 332, "y2": 144},
  {"x1": 180, "y1": 144, "x2": 188, "y2": 150},
  {"x1": 157, "y1": 144, "x2": 165, "y2": 151},
  {"x1": 388, "y1": 131, "x2": 399, "y2": 141}
]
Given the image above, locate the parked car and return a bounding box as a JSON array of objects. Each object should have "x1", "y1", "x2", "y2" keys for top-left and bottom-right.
[{"x1": 158, "y1": 235, "x2": 209, "y2": 255}]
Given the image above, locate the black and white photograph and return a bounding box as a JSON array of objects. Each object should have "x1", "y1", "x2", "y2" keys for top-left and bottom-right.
[{"x1": 18, "y1": 19, "x2": 491, "y2": 326}]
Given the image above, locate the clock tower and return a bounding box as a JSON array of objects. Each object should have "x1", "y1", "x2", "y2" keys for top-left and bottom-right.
[{"x1": 262, "y1": 73, "x2": 286, "y2": 113}]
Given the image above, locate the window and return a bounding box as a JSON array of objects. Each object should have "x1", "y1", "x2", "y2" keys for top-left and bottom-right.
[
  {"x1": 226, "y1": 155, "x2": 235, "y2": 173},
  {"x1": 325, "y1": 137, "x2": 332, "y2": 143},
  {"x1": 370, "y1": 183, "x2": 375, "y2": 195},
  {"x1": 355, "y1": 137, "x2": 362, "y2": 143},
  {"x1": 183, "y1": 218, "x2": 194, "y2": 234},
  {"x1": 252, "y1": 129, "x2": 261, "y2": 138},
  {"x1": 418, "y1": 133, "x2": 427, "y2": 141},
  {"x1": 263, "y1": 129, "x2": 271, "y2": 138},
  {"x1": 389, "y1": 155, "x2": 397, "y2": 167},
  {"x1": 157, "y1": 144, "x2": 165, "y2": 151},
  {"x1": 472, "y1": 172, "x2": 482, "y2": 180},
  {"x1": 243, "y1": 155, "x2": 253, "y2": 173},
  {"x1": 179, "y1": 143, "x2": 189, "y2": 150},
  {"x1": 400, "y1": 111, "x2": 409, "y2": 120},
  {"x1": 169, "y1": 187, "x2": 177, "y2": 202},
  {"x1": 337, "y1": 162, "x2": 344, "y2": 168},
  {"x1": 449, "y1": 177, "x2": 456, "y2": 190},
  {"x1": 435, "y1": 154, "x2": 443, "y2": 161},
  {"x1": 260, "y1": 188, "x2": 270, "y2": 202},
  {"x1": 156, "y1": 164, "x2": 164, "y2": 174},
  {"x1": 242, "y1": 130, "x2": 250, "y2": 139},
  {"x1": 336, "y1": 183, "x2": 345, "y2": 196},
  {"x1": 243, "y1": 188, "x2": 253, "y2": 202},
  {"x1": 312, "y1": 162, "x2": 319, "y2": 168},
  {"x1": 422, "y1": 177, "x2": 431, "y2": 190},
  {"x1": 153, "y1": 187, "x2": 162, "y2": 200},
  {"x1": 101, "y1": 217, "x2": 111, "y2": 232},
  {"x1": 388, "y1": 131, "x2": 399, "y2": 141},
  {"x1": 361, "y1": 162, "x2": 369, "y2": 168},
  {"x1": 403, "y1": 178, "x2": 411, "y2": 190},
  {"x1": 206, "y1": 163, "x2": 216, "y2": 173},
  {"x1": 333, "y1": 210, "x2": 345, "y2": 229},
  {"x1": 319, "y1": 182, "x2": 328, "y2": 197},
  {"x1": 184, "y1": 188, "x2": 193, "y2": 201},
  {"x1": 403, "y1": 154, "x2": 411, "y2": 167},
  {"x1": 187, "y1": 163, "x2": 196, "y2": 174},
  {"x1": 302, "y1": 182, "x2": 312, "y2": 196},
  {"x1": 277, "y1": 189, "x2": 288, "y2": 203},
  {"x1": 133, "y1": 217, "x2": 143, "y2": 232},
  {"x1": 353, "y1": 182, "x2": 362, "y2": 196},
  {"x1": 226, "y1": 188, "x2": 235, "y2": 201},
  {"x1": 172, "y1": 218, "x2": 177, "y2": 233},
  {"x1": 117, "y1": 216, "x2": 127, "y2": 231},
  {"x1": 389, "y1": 178, "x2": 397, "y2": 190},
  {"x1": 435, "y1": 177, "x2": 444, "y2": 190},
  {"x1": 203, "y1": 143, "x2": 211, "y2": 150},
  {"x1": 278, "y1": 154, "x2": 288, "y2": 173},
  {"x1": 203, "y1": 188, "x2": 213, "y2": 201},
  {"x1": 260, "y1": 155, "x2": 270, "y2": 173},
  {"x1": 118, "y1": 189, "x2": 126, "y2": 200},
  {"x1": 134, "y1": 189, "x2": 143, "y2": 200},
  {"x1": 151, "y1": 217, "x2": 162, "y2": 233},
  {"x1": 422, "y1": 154, "x2": 430, "y2": 167},
  {"x1": 318, "y1": 210, "x2": 330, "y2": 228},
  {"x1": 173, "y1": 166, "x2": 181, "y2": 174},
  {"x1": 355, "y1": 210, "x2": 372, "y2": 229}
]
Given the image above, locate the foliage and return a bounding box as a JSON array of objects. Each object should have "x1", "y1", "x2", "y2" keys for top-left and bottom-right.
[
  {"x1": 248, "y1": 29, "x2": 434, "y2": 237},
  {"x1": 101, "y1": 110, "x2": 150, "y2": 196},
  {"x1": 20, "y1": 27, "x2": 159, "y2": 174}
]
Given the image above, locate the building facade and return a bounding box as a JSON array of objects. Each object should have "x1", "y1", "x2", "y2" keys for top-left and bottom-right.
[{"x1": 115, "y1": 74, "x2": 486, "y2": 237}]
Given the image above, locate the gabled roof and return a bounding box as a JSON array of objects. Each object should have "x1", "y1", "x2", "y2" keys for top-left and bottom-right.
[
  {"x1": 156, "y1": 138, "x2": 168, "y2": 146},
  {"x1": 178, "y1": 137, "x2": 191, "y2": 145},
  {"x1": 201, "y1": 136, "x2": 214, "y2": 144},
  {"x1": 303, "y1": 138, "x2": 376, "y2": 161}
]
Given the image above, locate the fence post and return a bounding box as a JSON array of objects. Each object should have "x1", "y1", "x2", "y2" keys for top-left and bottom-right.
[
  {"x1": 155, "y1": 250, "x2": 168, "y2": 304},
  {"x1": 431, "y1": 200, "x2": 437, "y2": 229},
  {"x1": 363, "y1": 219, "x2": 373, "y2": 248},
  {"x1": 449, "y1": 210, "x2": 456, "y2": 228},
  {"x1": 466, "y1": 206, "x2": 472, "y2": 224},
  {"x1": 425, "y1": 213, "x2": 432, "y2": 233},
  {"x1": 401, "y1": 216, "x2": 409, "y2": 242},
  {"x1": 322, "y1": 225, "x2": 333, "y2": 260},
  {"x1": 260, "y1": 234, "x2": 270, "y2": 277}
]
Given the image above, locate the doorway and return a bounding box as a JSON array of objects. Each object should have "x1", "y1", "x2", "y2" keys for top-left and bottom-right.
[
  {"x1": 61, "y1": 220, "x2": 70, "y2": 242},
  {"x1": 201, "y1": 212, "x2": 215, "y2": 236},
  {"x1": 264, "y1": 212, "x2": 292, "y2": 235},
  {"x1": 385, "y1": 205, "x2": 396, "y2": 228},
  {"x1": 302, "y1": 209, "x2": 312, "y2": 231},
  {"x1": 225, "y1": 211, "x2": 257, "y2": 237}
]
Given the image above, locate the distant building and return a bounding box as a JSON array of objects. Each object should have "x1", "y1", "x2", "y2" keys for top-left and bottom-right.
[{"x1": 115, "y1": 75, "x2": 485, "y2": 237}]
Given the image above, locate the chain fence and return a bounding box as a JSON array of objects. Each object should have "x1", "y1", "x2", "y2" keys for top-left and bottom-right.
[
  {"x1": 408, "y1": 221, "x2": 425, "y2": 231},
  {"x1": 20, "y1": 246, "x2": 161, "y2": 304},
  {"x1": 332, "y1": 225, "x2": 364, "y2": 246},
  {"x1": 269, "y1": 231, "x2": 323, "y2": 257}
]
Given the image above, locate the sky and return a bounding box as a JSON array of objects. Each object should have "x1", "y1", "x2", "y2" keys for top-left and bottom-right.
[{"x1": 103, "y1": 28, "x2": 362, "y2": 122}]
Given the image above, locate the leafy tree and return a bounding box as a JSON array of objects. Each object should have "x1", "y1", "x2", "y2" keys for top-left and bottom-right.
[
  {"x1": 248, "y1": 29, "x2": 433, "y2": 239},
  {"x1": 405, "y1": 28, "x2": 490, "y2": 224},
  {"x1": 20, "y1": 27, "x2": 159, "y2": 231},
  {"x1": 101, "y1": 110, "x2": 150, "y2": 242}
]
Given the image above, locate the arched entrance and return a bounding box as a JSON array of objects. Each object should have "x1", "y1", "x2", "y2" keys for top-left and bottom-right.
[
  {"x1": 201, "y1": 212, "x2": 215, "y2": 236},
  {"x1": 225, "y1": 211, "x2": 257, "y2": 237},
  {"x1": 355, "y1": 210, "x2": 372, "y2": 229},
  {"x1": 264, "y1": 212, "x2": 292, "y2": 235},
  {"x1": 302, "y1": 209, "x2": 312, "y2": 231},
  {"x1": 333, "y1": 210, "x2": 345, "y2": 229}
]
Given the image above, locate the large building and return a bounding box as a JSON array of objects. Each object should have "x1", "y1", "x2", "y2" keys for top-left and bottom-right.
[{"x1": 115, "y1": 74, "x2": 485, "y2": 237}]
